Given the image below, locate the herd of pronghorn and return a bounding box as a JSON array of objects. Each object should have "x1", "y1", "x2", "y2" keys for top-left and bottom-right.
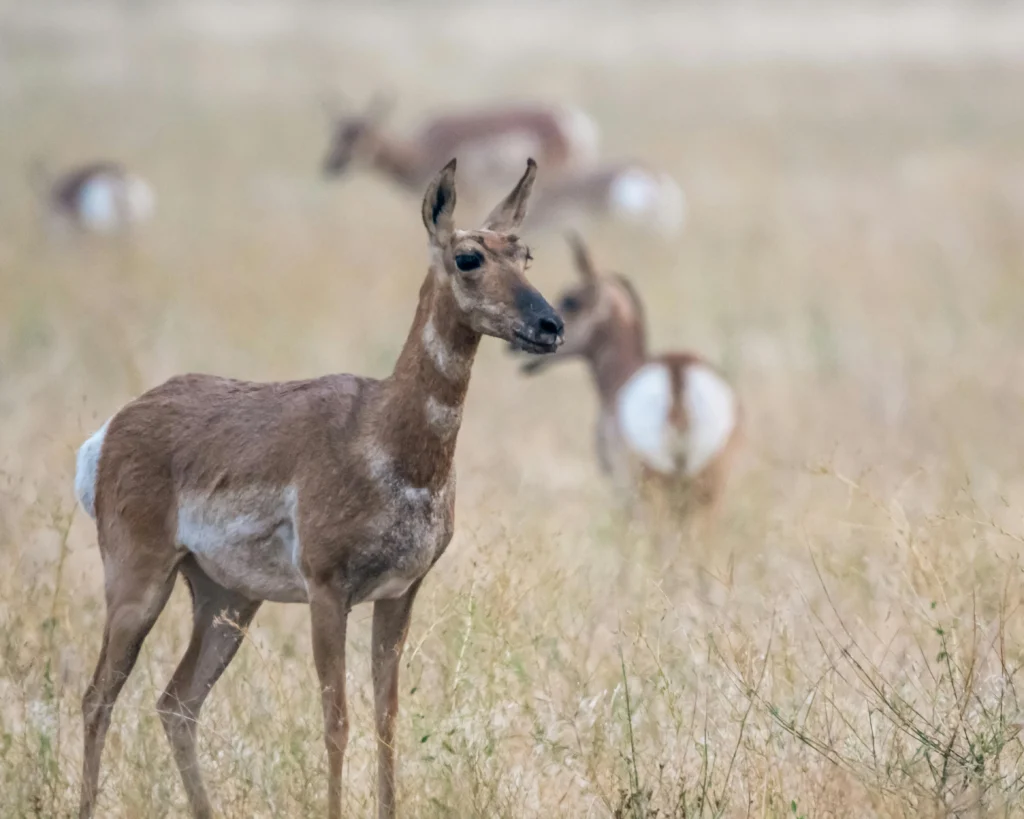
[{"x1": 65, "y1": 101, "x2": 738, "y2": 818}]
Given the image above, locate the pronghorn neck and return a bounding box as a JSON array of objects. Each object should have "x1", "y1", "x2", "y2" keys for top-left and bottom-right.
[
  {"x1": 371, "y1": 135, "x2": 427, "y2": 192},
  {"x1": 589, "y1": 321, "x2": 647, "y2": 407},
  {"x1": 380, "y1": 266, "x2": 480, "y2": 488}
]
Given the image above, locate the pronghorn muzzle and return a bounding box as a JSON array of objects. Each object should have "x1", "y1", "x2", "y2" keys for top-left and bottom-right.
[{"x1": 511, "y1": 286, "x2": 564, "y2": 354}]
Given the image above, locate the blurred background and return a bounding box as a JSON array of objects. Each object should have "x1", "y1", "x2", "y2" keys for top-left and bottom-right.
[{"x1": 3, "y1": 2, "x2": 1024, "y2": 816}]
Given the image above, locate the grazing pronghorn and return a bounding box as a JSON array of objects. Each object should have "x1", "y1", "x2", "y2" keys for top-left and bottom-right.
[
  {"x1": 74, "y1": 159, "x2": 563, "y2": 819},
  {"x1": 322, "y1": 96, "x2": 598, "y2": 199},
  {"x1": 33, "y1": 160, "x2": 155, "y2": 234},
  {"x1": 524, "y1": 161, "x2": 686, "y2": 235},
  {"x1": 522, "y1": 234, "x2": 737, "y2": 515}
]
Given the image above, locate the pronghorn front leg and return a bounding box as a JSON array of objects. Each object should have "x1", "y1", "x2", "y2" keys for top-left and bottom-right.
[
  {"x1": 371, "y1": 582, "x2": 421, "y2": 819},
  {"x1": 309, "y1": 581, "x2": 350, "y2": 819}
]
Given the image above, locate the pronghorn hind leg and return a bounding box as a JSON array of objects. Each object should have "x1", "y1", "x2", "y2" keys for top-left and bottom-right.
[
  {"x1": 79, "y1": 543, "x2": 179, "y2": 819},
  {"x1": 158, "y1": 557, "x2": 261, "y2": 819}
]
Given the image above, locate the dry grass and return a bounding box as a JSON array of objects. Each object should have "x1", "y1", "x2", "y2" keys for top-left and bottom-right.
[{"x1": 3, "y1": 3, "x2": 1024, "y2": 817}]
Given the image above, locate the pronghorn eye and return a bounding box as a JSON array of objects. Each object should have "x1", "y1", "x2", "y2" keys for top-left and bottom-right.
[
  {"x1": 455, "y1": 253, "x2": 483, "y2": 272},
  {"x1": 560, "y1": 295, "x2": 582, "y2": 314}
]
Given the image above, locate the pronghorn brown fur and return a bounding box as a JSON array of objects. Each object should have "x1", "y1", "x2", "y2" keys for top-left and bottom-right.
[
  {"x1": 322, "y1": 96, "x2": 598, "y2": 201},
  {"x1": 522, "y1": 234, "x2": 739, "y2": 517},
  {"x1": 74, "y1": 159, "x2": 563, "y2": 819}
]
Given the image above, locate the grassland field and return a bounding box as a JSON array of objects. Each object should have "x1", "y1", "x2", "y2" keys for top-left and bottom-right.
[{"x1": 2, "y1": 3, "x2": 1024, "y2": 817}]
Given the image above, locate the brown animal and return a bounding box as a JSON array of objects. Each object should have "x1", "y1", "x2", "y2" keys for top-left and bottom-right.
[
  {"x1": 322, "y1": 96, "x2": 598, "y2": 200},
  {"x1": 74, "y1": 159, "x2": 563, "y2": 819},
  {"x1": 522, "y1": 234, "x2": 738, "y2": 516},
  {"x1": 33, "y1": 160, "x2": 155, "y2": 234},
  {"x1": 524, "y1": 161, "x2": 686, "y2": 236}
]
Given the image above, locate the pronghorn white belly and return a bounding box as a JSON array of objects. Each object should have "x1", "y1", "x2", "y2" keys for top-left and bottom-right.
[
  {"x1": 176, "y1": 486, "x2": 308, "y2": 603},
  {"x1": 616, "y1": 362, "x2": 736, "y2": 477}
]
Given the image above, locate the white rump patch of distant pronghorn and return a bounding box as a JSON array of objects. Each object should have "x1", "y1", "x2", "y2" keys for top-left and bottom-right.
[
  {"x1": 77, "y1": 173, "x2": 155, "y2": 232},
  {"x1": 78, "y1": 177, "x2": 120, "y2": 233},
  {"x1": 609, "y1": 169, "x2": 686, "y2": 234},
  {"x1": 617, "y1": 363, "x2": 675, "y2": 474},
  {"x1": 681, "y1": 364, "x2": 737, "y2": 477},
  {"x1": 556, "y1": 106, "x2": 600, "y2": 164},
  {"x1": 617, "y1": 362, "x2": 736, "y2": 476}
]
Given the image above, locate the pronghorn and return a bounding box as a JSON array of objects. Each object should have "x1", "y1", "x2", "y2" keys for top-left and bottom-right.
[
  {"x1": 524, "y1": 161, "x2": 686, "y2": 235},
  {"x1": 522, "y1": 234, "x2": 738, "y2": 516},
  {"x1": 33, "y1": 160, "x2": 155, "y2": 234},
  {"x1": 74, "y1": 159, "x2": 563, "y2": 819},
  {"x1": 322, "y1": 96, "x2": 598, "y2": 200}
]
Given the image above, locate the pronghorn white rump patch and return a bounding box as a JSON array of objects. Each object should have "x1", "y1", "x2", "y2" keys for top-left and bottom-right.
[
  {"x1": 76, "y1": 173, "x2": 155, "y2": 233},
  {"x1": 680, "y1": 364, "x2": 737, "y2": 476},
  {"x1": 617, "y1": 362, "x2": 736, "y2": 477},
  {"x1": 176, "y1": 485, "x2": 307, "y2": 603},
  {"x1": 617, "y1": 364, "x2": 676, "y2": 474},
  {"x1": 557, "y1": 106, "x2": 600, "y2": 164},
  {"x1": 124, "y1": 174, "x2": 156, "y2": 224},
  {"x1": 609, "y1": 169, "x2": 686, "y2": 234},
  {"x1": 422, "y1": 317, "x2": 469, "y2": 381},
  {"x1": 78, "y1": 177, "x2": 120, "y2": 233},
  {"x1": 75, "y1": 419, "x2": 111, "y2": 518},
  {"x1": 653, "y1": 173, "x2": 687, "y2": 234}
]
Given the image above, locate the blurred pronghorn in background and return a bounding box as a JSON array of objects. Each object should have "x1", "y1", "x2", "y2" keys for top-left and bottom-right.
[
  {"x1": 321, "y1": 95, "x2": 684, "y2": 234},
  {"x1": 522, "y1": 234, "x2": 739, "y2": 518},
  {"x1": 31, "y1": 160, "x2": 155, "y2": 235},
  {"x1": 321, "y1": 95, "x2": 598, "y2": 199}
]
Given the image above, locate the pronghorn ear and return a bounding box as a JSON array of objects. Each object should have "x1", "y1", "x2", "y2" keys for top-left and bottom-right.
[
  {"x1": 566, "y1": 231, "x2": 598, "y2": 283},
  {"x1": 482, "y1": 158, "x2": 537, "y2": 232},
  {"x1": 422, "y1": 158, "x2": 457, "y2": 244}
]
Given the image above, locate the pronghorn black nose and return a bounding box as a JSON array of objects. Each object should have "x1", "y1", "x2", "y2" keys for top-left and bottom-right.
[
  {"x1": 515, "y1": 286, "x2": 564, "y2": 351},
  {"x1": 538, "y1": 314, "x2": 564, "y2": 338}
]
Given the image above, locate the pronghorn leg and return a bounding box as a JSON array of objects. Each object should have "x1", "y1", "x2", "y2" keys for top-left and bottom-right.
[
  {"x1": 158, "y1": 558, "x2": 261, "y2": 819},
  {"x1": 309, "y1": 580, "x2": 350, "y2": 819},
  {"x1": 371, "y1": 582, "x2": 421, "y2": 819},
  {"x1": 79, "y1": 546, "x2": 178, "y2": 819}
]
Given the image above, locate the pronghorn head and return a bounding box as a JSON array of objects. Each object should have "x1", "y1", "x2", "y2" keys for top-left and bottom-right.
[
  {"x1": 521, "y1": 233, "x2": 645, "y2": 373},
  {"x1": 423, "y1": 158, "x2": 564, "y2": 354},
  {"x1": 321, "y1": 93, "x2": 395, "y2": 177}
]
